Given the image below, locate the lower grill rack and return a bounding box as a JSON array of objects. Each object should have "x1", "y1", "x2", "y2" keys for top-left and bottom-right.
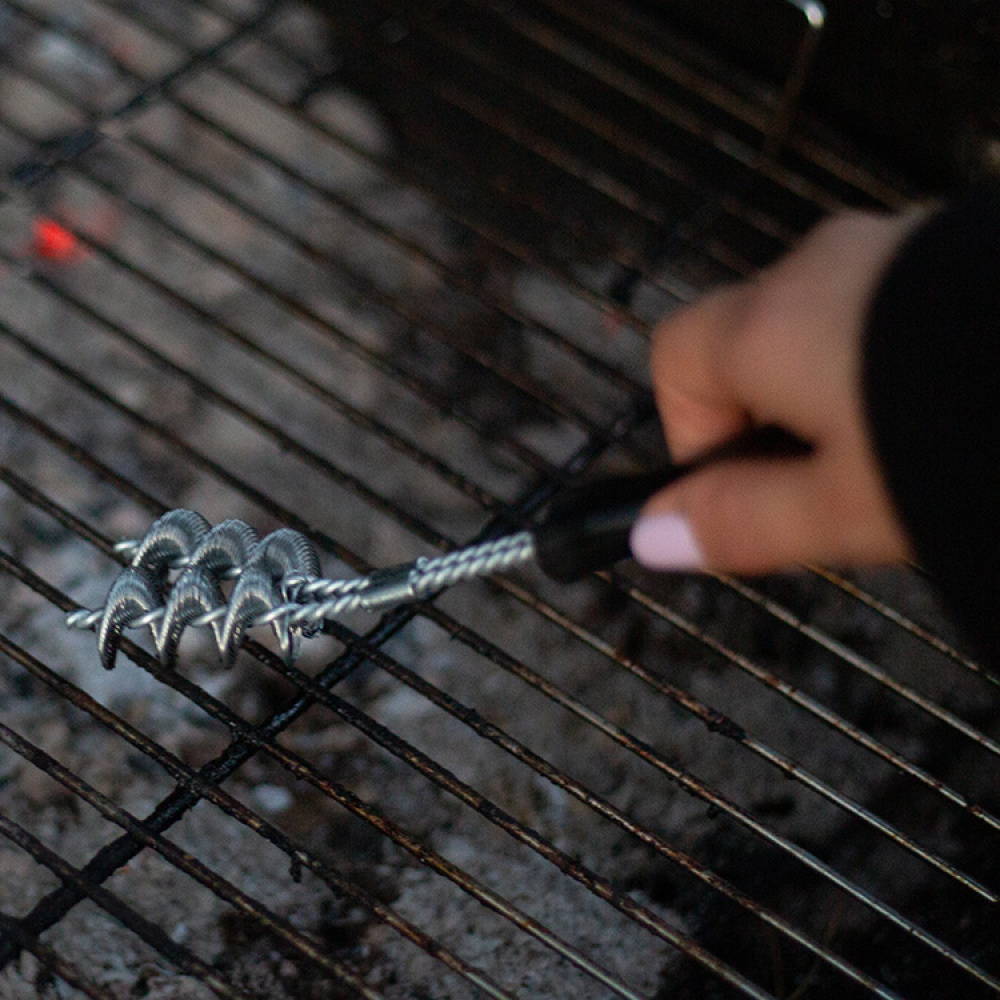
[{"x1": 1, "y1": 1, "x2": 997, "y2": 998}]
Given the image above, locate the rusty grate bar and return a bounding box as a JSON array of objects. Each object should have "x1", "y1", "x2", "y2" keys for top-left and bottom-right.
[
  {"x1": 0, "y1": 808, "x2": 264, "y2": 1000},
  {"x1": 1, "y1": 0, "x2": 283, "y2": 196},
  {"x1": 611, "y1": 572, "x2": 1000, "y2": 835},
  {"x1": 806, "y1": 565, "x2": 997, "y2": 685},
  {"x1": 0, "y1": 914, "x2": 118, "y2": 1000},
  {"x1": 0, "y1": 546, "x2": 518, "y2": 1000},
  {"x1": 0, "y1": 705, "x2": 499, "y2": 1000},
  {"x1": 0, "y1": 554, "x2": 646, "y2": 999},
  {"x1": 714, "y1": 573, "x2": 1000, "y2": 753},
  {"x1": 523, "y1": 0, "x2": 911, "y2": 208}
]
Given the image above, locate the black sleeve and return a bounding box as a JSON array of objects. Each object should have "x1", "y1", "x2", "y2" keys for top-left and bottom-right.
[{"x1": 863, "y1": 182, "x2": 1000, "y2": 665}]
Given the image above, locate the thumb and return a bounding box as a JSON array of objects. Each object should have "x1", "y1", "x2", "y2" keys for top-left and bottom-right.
[{"x1": 629, "y1": 457, "x2": 826, "y2": 575}]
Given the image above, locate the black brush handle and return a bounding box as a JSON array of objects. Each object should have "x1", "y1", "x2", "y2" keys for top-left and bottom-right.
[{"x1": 532, "y1": 425, "x2": 810, "y2": 583}]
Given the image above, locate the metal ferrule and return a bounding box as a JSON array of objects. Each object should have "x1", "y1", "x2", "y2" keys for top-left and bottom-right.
[{"x1": 356, "y1": 564, "x2": 421, "y2": 613}]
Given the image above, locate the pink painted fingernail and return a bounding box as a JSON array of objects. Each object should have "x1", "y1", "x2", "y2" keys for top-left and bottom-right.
[{"x1": 629, "y1": 514, "x2": 705, "y2": 570}]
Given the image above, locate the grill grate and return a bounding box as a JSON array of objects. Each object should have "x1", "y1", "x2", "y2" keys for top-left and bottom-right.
[{"x1": 1, "y1": 1, "x2": 998, "y2": 998}]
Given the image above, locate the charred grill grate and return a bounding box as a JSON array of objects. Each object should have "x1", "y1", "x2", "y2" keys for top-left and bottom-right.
[{"x1": 0, "y1": 1, "x2": 997, "y2": 998}]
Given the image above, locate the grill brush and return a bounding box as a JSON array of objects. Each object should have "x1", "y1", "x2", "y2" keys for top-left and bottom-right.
[{"x1": 66, "y1": 427, "x2": 805, "y2": 669}]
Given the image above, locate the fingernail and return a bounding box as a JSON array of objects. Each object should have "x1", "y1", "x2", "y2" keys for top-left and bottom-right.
[{"x1": 629, "y1": 514, "x2": 705, "y2": 570}]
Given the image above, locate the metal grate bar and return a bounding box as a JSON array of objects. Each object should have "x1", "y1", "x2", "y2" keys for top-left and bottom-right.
[
  {"x1": 0, "y1": 40, "x2": 661, "y2": 476},
  {"x1": 312, "y1": 619, "x2": 909, "y2": 999},
  {"x1": 11, "y1": 5, "x2": 940, "y2": 696},
  {"x1": 241, "y1": 2, "x2": 725, "y2": 301},
  {"x1": 0, "y1": 331, "x2": 387, "y2": 572},
  {"x1": 0, "y1": 524, "x2": 773, "y2": 1000},
  {"x1": 525, "y1": 0, "x2": 912, "y2": 208},
  {"x1": 1, "y1": 0, "x2": 283, "y2": 197},
  {"x1": 389, "y1": 596, "x2": 1000, "y2": 988},
  {"x1": 0, "y1": 664, "x2": 512, "y2": 1000},
  {"x1": 0, "y1": 809, "x2": 263, "y2": 1000},
  {"x1": 75, "y1": 0, "x2": 957, "y2": 690},
  {"x1": 1, "y1": 276, "x2": 474, "y2": 553},
  {"x1": 433, "y1": 0, "x2": 831, "y2": 294},
  {"x1": 0, "y1": 546, "x2": 651, "y2": 1000},
  {"x1": 0, "y1": 711, "x2": 498, "y2": 1000},
  {"x1": 0, "y1": 736, "x2": 385, "y2": 1000},
  {"x1": 451, "y1": 570, "x2": 1000, "y2": 893},
  {"x1": 0, "y1": 388, "x2": 988, "y2": 1000},
  {"x1": 268, "y1": 0, "x2": 907, "y2": 316},
  {"x1": 464, "y1": 0, "x2": 805, "y2": 186},
  {"x1": 808, "y1": 565, "x2": 998, "y2": 686},
  {"x1": 616, "y1": 574, "x2": 1000, "y2": 834},
  {"x1": 156, "y1": 84, "x2": 654, "y2": 391},
  {"x1": 0, "y1": 0, "x2": 699, "y2": 329},
  {"x1": 716, "y1": 572, "x2": 1000, "y2": 757},
  {"x1": 0, "y1": 917, "x2": 119, "y2": 1000}
]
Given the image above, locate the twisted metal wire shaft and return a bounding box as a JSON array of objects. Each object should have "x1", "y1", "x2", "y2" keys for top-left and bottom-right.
[{"x1": 65, "y1": 510, "x2": 536, "y2": 669}]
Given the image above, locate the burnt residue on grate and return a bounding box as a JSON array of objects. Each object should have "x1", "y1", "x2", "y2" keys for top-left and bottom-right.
[{"x1": 1, "y1": 1, "x2": 999, "y2": 998}]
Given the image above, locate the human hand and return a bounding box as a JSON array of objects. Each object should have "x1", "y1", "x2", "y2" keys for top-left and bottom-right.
[{"x1": 630, "y1": 208, "x2": 928, "y2": 574}]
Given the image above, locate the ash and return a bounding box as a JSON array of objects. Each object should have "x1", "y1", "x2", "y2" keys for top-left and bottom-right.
[{"x1": 1, "y1": 2, "x2": 999, "y2": 1000}]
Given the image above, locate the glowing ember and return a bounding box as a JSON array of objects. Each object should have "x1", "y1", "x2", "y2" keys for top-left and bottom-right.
[{"x1": 32, "y1": 218, "x2": 81, "y2": 262}]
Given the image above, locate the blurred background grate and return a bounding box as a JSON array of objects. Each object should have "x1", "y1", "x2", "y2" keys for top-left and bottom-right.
[{"x1": 0, "y1": 1, "x2": 998, "y2": 998}]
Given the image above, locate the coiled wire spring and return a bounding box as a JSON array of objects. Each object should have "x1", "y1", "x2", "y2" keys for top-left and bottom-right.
[{"x1": 66, "y1": 509, "x2": 536, "y2": 669}]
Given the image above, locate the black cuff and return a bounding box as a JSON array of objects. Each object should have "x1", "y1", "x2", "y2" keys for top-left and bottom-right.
[{"x1": 864, "y1": 183, "x2": 1000, "y2": 665}]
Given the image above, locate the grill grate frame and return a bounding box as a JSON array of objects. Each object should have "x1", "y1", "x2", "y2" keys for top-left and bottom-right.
[{"x1": 1, "y1": 1, "x2": 998, "y2": 998}]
